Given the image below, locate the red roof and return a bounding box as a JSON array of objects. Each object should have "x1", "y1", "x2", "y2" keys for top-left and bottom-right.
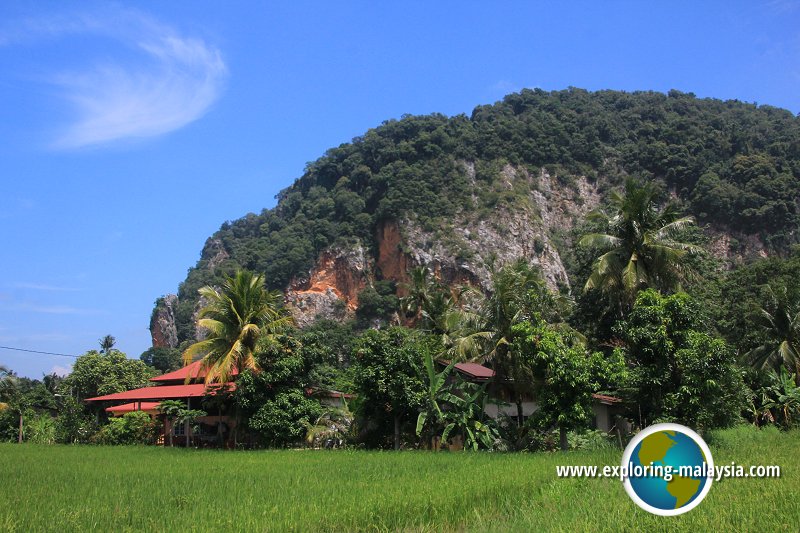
[
  {"x1": 453, "y1": 362, "x2": 495, "y2": 381},
  {"x1": 150, "y1": 360, "x2": 240, "y2": 383},
  {"x1": 105, "y1": 402, "x2": 161, "y2": 414},
  {"x1": 86, "y1": 382, "x2": 235, "y2": 402},
  {"x1": 305, "y1": 387, "x2": 355, "y2": 399},
  {"x1": 591, "y1": 393, "x2": 623, "y2": 404}
]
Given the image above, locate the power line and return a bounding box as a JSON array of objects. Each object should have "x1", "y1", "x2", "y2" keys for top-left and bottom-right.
[{"x1": 0, "y1": 345, "x2": 80, "y2": 358}]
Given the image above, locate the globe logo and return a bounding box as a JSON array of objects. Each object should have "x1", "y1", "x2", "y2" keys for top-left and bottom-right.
[{"x1": 621, "y1": 423, "x2": 714, "y2": 516}]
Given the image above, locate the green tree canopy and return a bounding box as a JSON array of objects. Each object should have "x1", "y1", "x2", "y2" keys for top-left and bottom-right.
[
  {"x1": 140, "y1": 347, "x2": 182, "y2": 374},
  {"x1": 511, "y1": 321, "x2": 617, "y2": 450},
  {"x1": 61, "y1": 350, "x2": 156, "y2": 401},
  {"x1": 615, "y1": 290, "x2": 748, "y2": 429},
  {"x1": 234, "y1": 334, "x2": 321, "y2": 447},
  {"x1": 352, "y1": 327, "x2": 433, "y2": 449}
]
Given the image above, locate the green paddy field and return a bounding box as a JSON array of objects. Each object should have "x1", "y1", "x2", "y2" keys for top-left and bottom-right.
[{"x1": 0, "y1": 426, "x2": 796, "y2": 532}]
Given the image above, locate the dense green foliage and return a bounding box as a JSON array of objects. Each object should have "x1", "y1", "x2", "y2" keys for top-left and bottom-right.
[
  {"x1": 0, "y1": 368, "x2": 97, "y2": 444},
  {"x1": 170, "y1": 89, "x2": 800, "y2": 343},
  {"x1": 354, "y1": 280, "x2": 399, "y2": 327},
  {"x1": 351, "y1": 327, "x2": 434, "y2": 448},
  {"x1": 701, "y1": 249, "x2": 800, "y2": 356},
  {"x1": 512, "y1": 321, "x2": 617, "y2": 448},
  {"x1": 415, "y1": 353, "x2": 498, "y2": 451},
  {"x1": 139, "y1": 347, "x2": 182, "y2": 373},
  {"x1": 61, "y1": 350, "x2": 156, "y2": 402},
  {"x1": 246, "y1": 390, "x2": 321, "y2": 447},
  {"x1": 1, "y1": 427, "x2": 798, "y2": 531},
  {"x1": 755, "y1": 368, "x2": 800, "y2": 428},
  {"x1": 234, "y1": 335, "x2": 322, "y2": 447},
  {"x1": 614, "y1": 290, "x2": 748, "y2": 428},
  {"x1": 91, "y1": 411, "x2": 161, "y2": 446}
]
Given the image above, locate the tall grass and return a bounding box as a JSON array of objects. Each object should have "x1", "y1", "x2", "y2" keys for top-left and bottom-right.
[{"x1": 0, "y1": 426, "x2": 797, "y2": 531}]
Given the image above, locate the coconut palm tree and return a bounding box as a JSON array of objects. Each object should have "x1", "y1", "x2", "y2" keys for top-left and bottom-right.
[
  {"x1": 580, "y1": 177, "x2": 698, "y2": 308},
  {"x1": 429, "y1": 260, "x2": 547, "y2": 426},
  {"x1": 306, "y1": 402, "x2": 354, "y2": 449},
  {"x1": 745, "y1": 286, "x2": 800, "y2": 377},
  {"x1": 183, "y1": 270, "x2": 293, "y2": 384},
  {"x1": 400, "y1": 266, "x2": 436, "y2": 323},
  {"x1": 478, "y1": 259, "x2": 548, "y2": 425},
  {"x1": 439, "y1": 303, "x2": 491, "y2": 361},
  {"x1": 400, "y1": 266, "x2": 463, "y2": 333},
  {"x1": 99, "y1": 335, "x2": 116, "y2": 354}
]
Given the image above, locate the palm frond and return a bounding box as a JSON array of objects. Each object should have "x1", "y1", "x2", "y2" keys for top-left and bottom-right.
[
  {"x1": 655, "y1": 216, "x2": 696, "y2": 239},
  {"x1": 579, "y1": 233, "x2": 622, "y2": 250}
]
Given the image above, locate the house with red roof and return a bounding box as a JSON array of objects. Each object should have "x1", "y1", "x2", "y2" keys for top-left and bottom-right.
[
  {"x1": 86, "y1": 360, "x2": 237, "y2": 447},
  {"x1": 88, "y1": 358, "x2": 623, "y2": 447},
  {"x1": 87, "y1": 360, "x2": 357, "y2": 447},
  {"x1": 451, "y1": 361, "x2": 624, "y2": 432}
]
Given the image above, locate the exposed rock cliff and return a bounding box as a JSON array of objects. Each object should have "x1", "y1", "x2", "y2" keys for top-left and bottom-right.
[
  {"x1": 393, "y1": 166, "x2": 601, "y2": 292},
  {"x1": 148, "y1": 166, "x2": 657, "y2": 338},
  {"x1": 152, "y1": 89, "x2": 800, "y2": 346},
  {"x1": 285, "y1": 245, "x2": 370, "y2": 327},
  {"x1": 150, "y1": 294, "x2": 179, "y2": 348}
]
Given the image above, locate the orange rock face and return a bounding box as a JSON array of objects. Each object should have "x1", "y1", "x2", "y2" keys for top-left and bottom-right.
[
  {"x1": 285, "y1": 246, "x2": 372, "y2": 326},
  {"x1": 291, "y1": 250, "x2": 366, "y2": 311},
  {"x1": 376, "y1": 220, "x2": 411, "y2": 294}
]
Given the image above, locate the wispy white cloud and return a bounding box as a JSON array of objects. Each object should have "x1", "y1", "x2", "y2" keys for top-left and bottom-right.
[{"x1": 1, "y1": 7, "x2": 227, "y2": 149}]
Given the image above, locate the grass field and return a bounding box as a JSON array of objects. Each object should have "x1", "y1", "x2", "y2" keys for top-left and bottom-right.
[{"x1": 0, "y1": 426, "x2": 797, "y2": 532}]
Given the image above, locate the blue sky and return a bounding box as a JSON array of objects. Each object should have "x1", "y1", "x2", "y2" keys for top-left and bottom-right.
[{"x1": 1, "y1": 1, "x2": 799, "y2": 378}]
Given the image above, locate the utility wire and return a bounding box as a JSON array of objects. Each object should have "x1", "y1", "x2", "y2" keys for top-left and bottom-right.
[{"x1": 0, "y1": 345, "x2": 80, "y2": 358}]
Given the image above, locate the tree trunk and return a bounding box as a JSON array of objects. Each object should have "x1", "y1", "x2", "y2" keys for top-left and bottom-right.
[
  {"x1": 394, "y1": 414, "x2": 401, "y2": 451},
  {"x1": 217, "y1": 406, "x2": 223, "y2": 446},
  {"x1": 234, "y1": 405, "x2": 240, "y2": 448},
  {"x1": 559, "y1": 425, "x2": 568, "y2": 451},
  {"x1": 18, "y1": 412, "x2": 23, "y2": 444},
  {"x1": 515, "y1": 395, "x2": 524, "y2": 428},
  {"x1": 185, "y1": 398, "x2": 191, "y2": 449}
]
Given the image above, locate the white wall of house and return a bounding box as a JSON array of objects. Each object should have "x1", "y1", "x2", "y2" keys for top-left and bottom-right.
[
  {"x1": 481, "y1": 398, "x2": 621, "y2": 433},
  {"x1": 483, "y1": 400, "x2": 538, "y2": 420},
  {"x1": 592, "y1": 403, "x2": 611, "y2": 432}
]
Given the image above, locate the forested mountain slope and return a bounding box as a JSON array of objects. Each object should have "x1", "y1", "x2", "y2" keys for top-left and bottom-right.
[{"x1": 151, "y1": 88, "x2": 800, "y2": 347}]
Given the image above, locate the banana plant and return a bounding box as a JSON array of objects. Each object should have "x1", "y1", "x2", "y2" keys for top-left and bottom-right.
[
  {"x1": 415, "y1": 351, "x2": 455, "y2": 445},
  {"x1": 416, "y1": 352, "x2": 499, "y2": 451},
  {"x1": 440, "y1": 381, "x2": 499, "y2": 451},
  {"x1": 762, "y1": 368, "x2": 800, "y2": 428}
]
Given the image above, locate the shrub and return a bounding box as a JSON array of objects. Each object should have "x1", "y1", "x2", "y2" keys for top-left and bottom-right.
[
  {"x1": 92, "y1": 412, "x2": 161, "y2": 445},
  {"x1": 25, "y1": 414, "x2": 55, "y2": 444},
  {"x1": 248, "y1": 391, "x2": 322, "y2": 447}
]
